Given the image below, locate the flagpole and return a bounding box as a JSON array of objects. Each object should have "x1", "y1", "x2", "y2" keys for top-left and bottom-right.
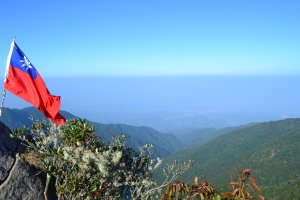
[
  {"x1": 0, "y1": 39, "x2": 15, "y2": 117},
  {"x1": 0, "y1": 90, "x2": 6, "y2": 117}
]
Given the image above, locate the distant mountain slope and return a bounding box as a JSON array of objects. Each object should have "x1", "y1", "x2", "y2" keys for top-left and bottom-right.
[
  {"x1": 157, "y1": 118, "x2": 300, "y2": 199},
  {"x1": 0, "y1": 107, "x2": 76, "y2": 129},
  {"x1": 173, "y1": 123, "x2": 258, "y2": 147},
  {"x1": 92, "y1": 123, "x2": 180, "y2": 156},
  {"x1": 172, "y1": 128, "x2": 217, "y2": 146},
  {"x1": 0, "y1": 107, "x2": 182, "y2": 157}
]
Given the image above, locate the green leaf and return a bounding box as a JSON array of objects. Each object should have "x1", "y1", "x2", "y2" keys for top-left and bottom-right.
[{"x1": 213, "y1": 194, "x2": 222, "y2": 200}]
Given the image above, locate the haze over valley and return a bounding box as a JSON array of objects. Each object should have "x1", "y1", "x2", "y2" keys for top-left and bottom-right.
[{"x1": 3, "y1": 75, "x2": 300, "y2": 132}]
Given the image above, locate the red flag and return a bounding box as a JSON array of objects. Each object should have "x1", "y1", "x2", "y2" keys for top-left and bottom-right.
[{"x1": 4, "y1": 40, "x2": 66, "y2": 125}]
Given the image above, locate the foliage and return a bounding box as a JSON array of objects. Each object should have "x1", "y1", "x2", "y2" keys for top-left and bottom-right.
[
  {"x1": 12, "y1": 119, "x2": 167, "y2": 199},
  {"x1": 222, "y1": 169, "x2": 265, "y2": 200},
  {"x1": 160, "y1": 169, "x2": 265, "y2": 200}
]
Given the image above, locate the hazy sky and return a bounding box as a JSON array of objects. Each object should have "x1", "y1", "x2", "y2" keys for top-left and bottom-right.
[
  {"x1": 0, "y1": 0, "x2": 299, "y2": 77},
  {"x1": 1, "y1": 1, "x2": 300, "y2": 129}
]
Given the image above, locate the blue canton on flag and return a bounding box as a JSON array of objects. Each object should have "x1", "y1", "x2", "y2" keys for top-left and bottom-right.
[{"x1": 10, "y1": 42, "x2": 37, "y2": 79}]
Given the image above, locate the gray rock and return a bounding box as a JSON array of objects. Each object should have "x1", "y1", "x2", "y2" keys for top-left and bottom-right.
[
  {"x1": 0, "y1": 151, "x2": 14, "y2": 181},
  {"x1": 0, "y1": 122, "x2": 56, "y2": 200},
  {"x1": 0, "y1": 158, "x2": 46, "y2": 200},
  {"x1": 0, "y1": 122, "x2": 17, "y2": 155}
]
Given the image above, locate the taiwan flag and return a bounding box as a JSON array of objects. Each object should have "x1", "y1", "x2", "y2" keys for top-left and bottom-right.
[{"x1": 4, "y1": 40, "x2": 66, "y2": 125}]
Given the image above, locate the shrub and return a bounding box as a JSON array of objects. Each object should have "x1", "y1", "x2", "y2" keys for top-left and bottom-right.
[
  {"x1": 160, "y1": 169, "x2": 265, "y2": 200},
  {"x1": 12, "y1": 119, "x2": 165, "y2": 199}
]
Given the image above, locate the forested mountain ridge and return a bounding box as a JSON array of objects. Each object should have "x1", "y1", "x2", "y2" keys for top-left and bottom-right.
[
  {"x1": 0, "y1": 107, "x2": 182, "y2": 157},
  {"x1": 157, "y1": 118, "x2": 300, "y2": 199},
  {"x1": 173, "y1": 122, "x2": 258, "y2": 147}
]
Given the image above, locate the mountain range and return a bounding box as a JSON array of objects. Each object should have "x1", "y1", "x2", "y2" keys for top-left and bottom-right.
[
  {"x1": 156, "y1": 118, "x2": 300, "y2": 199},
  {"x1": 2, "y1": 106, "x2": 300, "y2": 198},
  {"x1": 0, "y1": 107, "x2": 182, "y2": 157}
]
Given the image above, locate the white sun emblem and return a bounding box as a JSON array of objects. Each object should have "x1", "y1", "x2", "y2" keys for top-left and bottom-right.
[{"x1": 20, "y1": 56, "x2": 32, "y2": 70}]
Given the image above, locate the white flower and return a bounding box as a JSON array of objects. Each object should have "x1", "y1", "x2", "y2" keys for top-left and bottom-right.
[
  {"x1": 154, "y1": 157, "x2": 163, "y2": 169},
  {"x1": 112, "y1": 151, "x2": 122, "y2": 165}
]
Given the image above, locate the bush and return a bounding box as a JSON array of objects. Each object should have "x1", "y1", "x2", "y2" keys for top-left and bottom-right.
[
  {"x1": 160, "y1": 169, "x2": 266, "y2": 200},
  {"x1": 12, "y1": 119, "x2": 163, "y2": 199}
]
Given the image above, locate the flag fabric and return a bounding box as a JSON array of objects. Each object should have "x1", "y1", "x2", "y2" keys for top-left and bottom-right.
[{"x1": 4, "y1": 40, "x2": 66, "y2": 125}]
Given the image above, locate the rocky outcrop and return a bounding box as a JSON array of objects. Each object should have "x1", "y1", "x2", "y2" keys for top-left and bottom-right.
[{"x1": 0, "y1": 122, "x2": 55, "y2": 200}]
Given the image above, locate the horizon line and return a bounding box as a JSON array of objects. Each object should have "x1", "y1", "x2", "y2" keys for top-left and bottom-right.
[{"x1": 41, "y1": 73, "x2": 300, "y2": 78}]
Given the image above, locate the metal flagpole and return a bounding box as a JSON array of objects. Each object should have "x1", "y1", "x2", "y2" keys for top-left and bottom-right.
[
  {"x1": 0, "y1": 38, "x2": 15, "y2": 118},
  {"x1": 0, "y1": 90, "x2": 6, "y2": 117}
]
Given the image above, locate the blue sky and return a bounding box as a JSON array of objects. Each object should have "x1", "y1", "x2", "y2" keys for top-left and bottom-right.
[
  {"x1": 0, "y1": 0, "x2": 299, "y2": 77},
  {"x1": 0, "y1": 1, "x2": 300, "y2": 128}
]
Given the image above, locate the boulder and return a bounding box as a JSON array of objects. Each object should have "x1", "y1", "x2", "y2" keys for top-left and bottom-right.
[{"x1": 0, "y1": 122, "x2": 56, "y2": 200}]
